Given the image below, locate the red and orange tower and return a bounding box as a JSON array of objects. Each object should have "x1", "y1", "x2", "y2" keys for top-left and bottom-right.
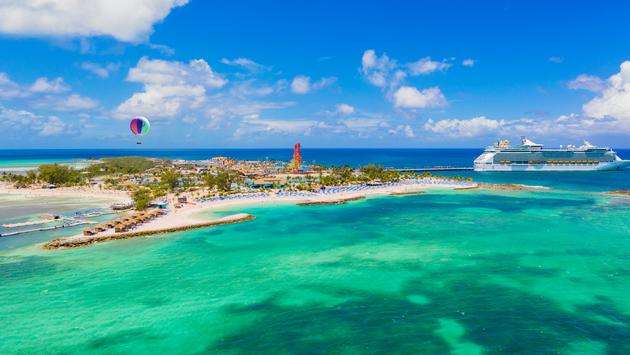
[{"x1": 292, "y1": 142, "x2": 302, "y2": 173}]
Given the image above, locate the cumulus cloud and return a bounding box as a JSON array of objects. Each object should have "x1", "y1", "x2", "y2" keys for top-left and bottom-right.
[
  {"x1": 115, "y1": 57, "x2": 227, "y2": 118},
  {"x1": 235, "y1": 115, "x2": 326, "y2": 137},
  {"x1": 38, "y1": 116, "x2": 67, "y2": 136},
  {"x1": 582, "y1": 61, "x2": 630, "y2": 127},
  {"x1": 81, "y1": 62, "x2": 120, "y2": 78},
  {"x1": 0, "y1": 73, "x2": 26, "y2": 99},
  {"x1": 0, "y1": 72, "x2": 98, "y2": 113},
  {"x1": 360, "y1": 50, "x2": 448, "y2": 110},
  {"x1": 0, "y1": 105, "x2": 69, "y2": 137},
  {"x1": 462, "y1": 59, "x2": 475, "y2": 67},
  {"x1": 220, "y1": 57, "x2": 269, "y2": 72},
  {"x1": 407, "y1": 57, "x2": 451, "y2": 75},
  {"x1": 335, "y1": 103, "x2": 355, "y2": 115},
  {"x1": 30, "y1": 77, "x2": 69, "y2": 93},
  {"x1": 360, "y1": 49, "x2": 397, "y2": 88},
  {"x1": 424, "y1": 116, "x2": 502, "y2": 137},
  {"x1": 567, "y1": 74, "x2": 606, "y2": 92},
  {"x1": 0, "y1": 0, "x2": 189, "y2": 43},
  {"x1": 290, "y1": 75, "x2": 336, "y2": 94},
  {"x1": 393, "y1": 86, "x2": 447, "y2": 109},
  {"x1": 423, "y1": 111, "x2": 628, "y2": 139}
]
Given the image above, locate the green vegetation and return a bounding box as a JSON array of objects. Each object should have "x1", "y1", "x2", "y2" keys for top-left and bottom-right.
[
  {"x1": 0, "y1": 171, "x2": 38, "y2": 188},
  {"x1": 131, "y1": 187, "x2": 152, "y2": 210},
  {"x1": 359, "y1": 164, "x2": 402, "y2": 182},
  {"x1": 87, "y1": 157, "x2": 156, "y2": 176},
  {"x1": 38, "y1": 164, "x2": 84, "y2": 186},
  {"x1": 319, "y1": 164, "x2": 404, "y2": 186},
  {"x1": 204, "y1": 169, "x2": 242, "y2": 192},
  {"x1": 159, "y1": 169, "x2": 181, "y2": 191}
]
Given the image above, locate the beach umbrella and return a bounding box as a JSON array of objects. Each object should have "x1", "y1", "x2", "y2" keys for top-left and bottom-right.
[{"x1": 130, "y1": 116, "x2": 150, "y2": 144}]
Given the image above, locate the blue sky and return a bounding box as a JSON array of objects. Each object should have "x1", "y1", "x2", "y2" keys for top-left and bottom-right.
[{"x1": 0, "y1": 0, "x2": 629, "y2": 148}]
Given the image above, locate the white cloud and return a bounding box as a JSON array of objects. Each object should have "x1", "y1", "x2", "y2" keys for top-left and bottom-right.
[
  {"x1": 360, "y1": 50, "x2": 449, "y2": 110},
  {"x1": 0, "y1": 105, "x2": 69, "y2": 137},
  {"x1": 30, "y1": 77, "x2": 69, "y2": 93},
  {"x1": 203, "y1": 100, "x2": 294, "y2": 125},
  {"x1": 220, "y1": 57, "x2": 269, "y2": 72},
  {"x1": 115, "y1": 57, "x2": 227, "y2": 119},
  {"x1": 290, "y1": 75, "x2": 336, "y2": 94},
  {"x1": 389, "y1": 124, "x2": 415, "y2": 138},
  {"x1": 235, "y1": 115, "x2": 325, "y2": 137},
  {"x1": 38, "y1": 116, "x2": 67, "y2": 136},
  {"x1": 0, "y1": 72, "x2": 25, "y2": 99},
  {"x1": 336, "y1": 103, "x2": 355, "y2": 115},
  {"x1": 0, "y1": 0, "x2": 189, "y2": 43},
  {"x1": 582, "y1": 61, "x2": 630, "y2": 127},
  {"x1": 549, "y1": 56, "x2": 564, "y2": 63},
  {"x1": 422, "y1": 112, "x2": 628, "y2": 139},
  {"x1": 424, "y1": 116, "x2": 502, "y2": 137},
  {"x1": 341, "y1": 118, "x2": 388, "y2": 130},
  {"x1": 407, "y1": 57, "x2": 451, "y2": 75},
  {"x1": 462, "y1": 59, "x2": 475, "y2": 67},
  {"x1": 230, "y1": 80, "x2": 284, "y2": 97},
  {"x1": 1, "y1": 72, "x2": 98, "y2": 112},
  {"x1": 337, "y1": 118, "x2": 392, "y2": 138},
  {"x1": 312, "y1": 77, "x2": 337, "y2": 90},
  {"x1": 0, "y1": 106, "x2": 41, "y2": 125},
  {"x1": 360, "y1": 49, "x2": 397, "y2": 88},
  {"x1": 290, "y1": 76, "x2": 310, "y2": 94},
  {"x1": 393, "y1": 86, "x2": 447, "y2": 109},
  {"x1": 30, "y1": 93, "x2": 99, "y2": 111},
  {"x1": 148, "y1": 43, "x2": 175, "y2": 56},
  {"x1": 58, "y1": 94, "x2": 99, "y2": 111},
  {"x1": 81, "y1": 62, "x2": 120, "y2": 78},
  {"x1": 567, "y1": 74, "x2": 605, "y2": 92}
]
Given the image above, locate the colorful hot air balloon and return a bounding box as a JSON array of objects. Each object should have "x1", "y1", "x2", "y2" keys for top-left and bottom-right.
[{"x1": 130, "y1": 116, "x2": 150, "y2": 144}]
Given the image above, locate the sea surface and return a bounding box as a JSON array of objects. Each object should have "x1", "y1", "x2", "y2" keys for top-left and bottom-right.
[{"x1": 0, "y1": 149, "x2": 629, "y2": 353}]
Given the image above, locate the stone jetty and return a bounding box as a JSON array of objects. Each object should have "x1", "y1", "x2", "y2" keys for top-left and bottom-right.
[
  {"x1": 297, "y1": 195, "x2": 365, "y2": 206},
  {"x1": 43, "y1": 213, "x2": 254, "y2": 250}
]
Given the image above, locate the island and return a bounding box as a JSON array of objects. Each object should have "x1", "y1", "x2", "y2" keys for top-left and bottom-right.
[{"x1": 1, "y1": 155, "x2": 476, "y2": 248}]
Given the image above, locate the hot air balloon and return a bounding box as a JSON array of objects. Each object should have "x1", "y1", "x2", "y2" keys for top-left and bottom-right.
[{"x1": 130, "y1": 116, "x2": 150, "y2": 144}]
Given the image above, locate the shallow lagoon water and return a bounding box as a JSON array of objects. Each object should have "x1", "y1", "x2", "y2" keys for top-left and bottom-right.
[{"x1": 1, "y1": 189, "x2": 628, "y2": 353}]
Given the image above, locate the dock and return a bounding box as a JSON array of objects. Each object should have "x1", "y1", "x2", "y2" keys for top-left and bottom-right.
[
  {"x1": 43, "y1": 213, "x2": 255, "y2": 250},
  {"x1": 0, "y1": 220, "x2": 95, "y2": 238}
]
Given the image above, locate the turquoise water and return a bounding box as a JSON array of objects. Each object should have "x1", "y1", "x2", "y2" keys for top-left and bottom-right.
[
  {"x1": 0, "y1": 158, "x2": 76, "y2": 168},
  {"x1": 1, "y1": 189, "x2": 628, "y2": 353}
]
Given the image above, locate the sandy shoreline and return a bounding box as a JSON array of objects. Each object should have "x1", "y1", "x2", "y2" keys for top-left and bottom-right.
[
  {"x1": 0, "y1": 182, "x2": 131, "y2": 204},
  {"x1": 42, "y1": 180, "x2": 475, "y2": 249}
]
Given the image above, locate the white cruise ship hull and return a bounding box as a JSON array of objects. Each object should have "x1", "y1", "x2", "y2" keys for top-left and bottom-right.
[{"x1": 474, "y1": 160, "x2": 629, "y2": 172}]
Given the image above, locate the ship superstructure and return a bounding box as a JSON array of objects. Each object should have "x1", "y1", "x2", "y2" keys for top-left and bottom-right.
[{"x1": 474, "y1": 138, "x2": 629, "y2": 172}]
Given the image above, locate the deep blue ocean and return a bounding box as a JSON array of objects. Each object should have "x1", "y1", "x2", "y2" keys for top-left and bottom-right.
[{"x1": 1, "y1": 148, "x2": 629, "y2": 192}]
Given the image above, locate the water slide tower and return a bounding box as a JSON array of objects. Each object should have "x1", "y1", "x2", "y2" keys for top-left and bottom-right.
[{"x1": 292, "y1": 142, "x2": 302, "y2": 173}]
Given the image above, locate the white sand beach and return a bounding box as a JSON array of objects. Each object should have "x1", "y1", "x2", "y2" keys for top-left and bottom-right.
[
  {"x1": 0, "y1": 182, "x2": 131, "y2": 205},
  {"x1": 45, "y1": 178, "x2": 476, "y2": 249}
]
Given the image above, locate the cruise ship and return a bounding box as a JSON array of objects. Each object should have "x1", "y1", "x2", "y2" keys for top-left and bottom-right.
[{"x1": 474, "y1": 138, "x2": 629, "y2": 172}]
